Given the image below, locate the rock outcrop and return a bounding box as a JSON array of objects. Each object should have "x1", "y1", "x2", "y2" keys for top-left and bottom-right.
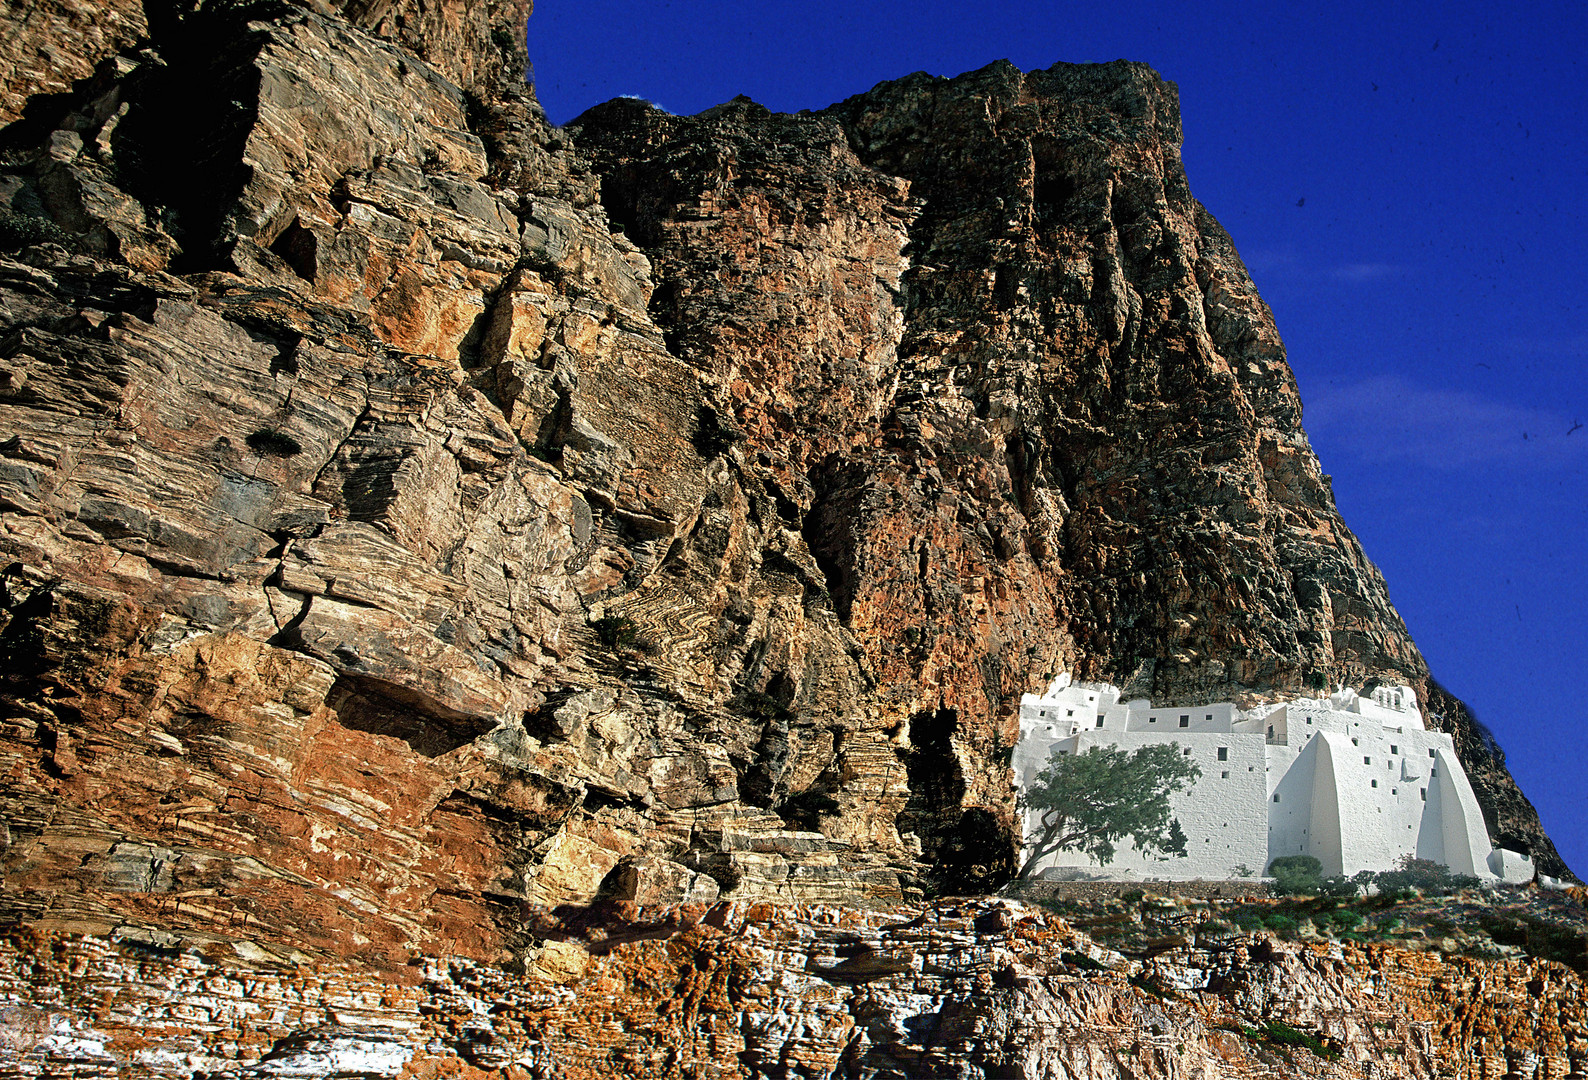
[
  {"x1": 0, "y1": 0, "x2": 1573, "y2": 1056},
  {"x1": 1, "y1": 896, "x2": 1586, "y2": 1078}
]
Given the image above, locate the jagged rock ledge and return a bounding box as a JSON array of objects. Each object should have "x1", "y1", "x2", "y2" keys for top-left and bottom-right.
[{"x1": 0, "y1": 896, "x2": 1585, "y2": 1077}]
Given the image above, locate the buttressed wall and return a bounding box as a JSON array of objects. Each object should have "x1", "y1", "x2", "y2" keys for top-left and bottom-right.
[
  {"x1": 1014, "y1": 676, "x2": 1504, "y2": 881},
  {"x1": 0, "y1": 0, "x2": 1571, "y2": 976}
]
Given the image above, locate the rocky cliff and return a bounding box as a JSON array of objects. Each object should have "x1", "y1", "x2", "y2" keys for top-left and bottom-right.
[
  {"x1": 0, "y1": 0, "x2": 1577, "y2": 1069},
  {"x1": 0, "y1": 892, "x2": 1586, "y2": 1077}
]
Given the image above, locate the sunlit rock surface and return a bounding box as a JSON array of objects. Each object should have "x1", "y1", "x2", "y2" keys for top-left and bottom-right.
[
  {"x1": 0, "y1": 0, "x2": 1576, "y2": 1071},
  {"x1": 0, "y1": 897, "x2": 1585, "y2": 1077}
]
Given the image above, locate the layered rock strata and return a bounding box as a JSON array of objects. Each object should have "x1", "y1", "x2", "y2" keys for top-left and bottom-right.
[
  {"x1": 1, "y1": 897, "x2": 1586, "y2": 1078},
  {"x1": 0, "y1": 0, "x2": 1569, "y2": 1004}
]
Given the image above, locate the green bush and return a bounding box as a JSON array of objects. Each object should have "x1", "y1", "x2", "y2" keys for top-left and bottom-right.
[
  {"x1": 1268, "y1": 856, "x2": 1325, "y2": 895},
  {"x1": 1258, "y1": 1020, "x2": 1339, "y2": 1059},
  {"x1": 1220, "y1": 1019, "x2": 1339, "y2": 1060},
  {"x1": 0, "y1": 209, "x2": 73, "y2": 252},
  {"x1": 1232, "y1": 910, "x2": 1265, "y2": 931},
  {"x1": 1263, "y1": 913, "x2": 1298, "y2": 936},
  {"x1": 1325, "y1": 909, "x2": 1364, "y2": 932},
  {"x1": 1371, "y1": 855, "x2": 1480, "y2": 898}
]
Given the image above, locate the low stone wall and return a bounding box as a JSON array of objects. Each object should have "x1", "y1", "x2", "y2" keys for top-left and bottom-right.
[{"x1": 1007, "y1": 878, "x2": 1275, "y2": 903}]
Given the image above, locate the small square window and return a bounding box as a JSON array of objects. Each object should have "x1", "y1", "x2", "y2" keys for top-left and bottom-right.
[
  {"x1": 1066, "y1": 709, "x2": 1074, "y2": 717},
  {"x1": 1221, "y1": 770, "x2": 1230, "y2": 779},
  {"x1": 1429, "y1": 749, "x2": 1436, "y2": 758},
  {"x1": 1364, "y1": 756, "x2": 1372, "y2": 765},
  {"x1": 1431, "y1": 768, "x2": 1438, "y2": 777},
  {"x1": 1273, "y1": 793, "x2": 1281, "y2": 803},
  {"x1": 1217, "y1": 747, "x2": 1228, "y2": 761},
  {"x1": 1184, "y1": 747, "x2": 1193, "y2": 756},
  {"x1": 1205, "y1": 714, "x2": 1213, "y2": 722},
  {"x1": 1149, "y1": 716, "x2": 1157, "y2": 723}
]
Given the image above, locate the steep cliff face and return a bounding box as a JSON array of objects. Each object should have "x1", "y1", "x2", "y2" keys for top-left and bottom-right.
[{"x1": 0, "y1": 0, "x2": 1569, "y2": 1003}]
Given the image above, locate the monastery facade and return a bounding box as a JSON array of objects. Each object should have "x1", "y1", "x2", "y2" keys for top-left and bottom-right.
[{"x1": 1013, "y1": 674, "x2": 1534, "y2": 883}]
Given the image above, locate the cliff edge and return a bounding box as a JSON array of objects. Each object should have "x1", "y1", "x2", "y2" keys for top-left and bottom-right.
[{"x1": 0, "y1": 0, "x2": 1570, "y2": 988}]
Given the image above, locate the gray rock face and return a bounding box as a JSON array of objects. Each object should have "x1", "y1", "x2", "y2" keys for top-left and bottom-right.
[{"x1": 0, "y1": 0, "x2": 1568, "y2": 996}]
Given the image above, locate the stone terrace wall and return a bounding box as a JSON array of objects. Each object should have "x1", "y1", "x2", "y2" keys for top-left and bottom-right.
[{"x1": 1008, "y1": 878, "x2": 1275, "y2": 903}]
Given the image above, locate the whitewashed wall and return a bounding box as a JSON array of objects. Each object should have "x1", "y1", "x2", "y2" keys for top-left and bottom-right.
[{"x1": 1015, "y1": 679, "x2": 1501, "y2": 881}]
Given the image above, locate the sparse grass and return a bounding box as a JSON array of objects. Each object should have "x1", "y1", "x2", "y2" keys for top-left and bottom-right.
[
  {"x1": 1218, "y1": 1019, "x2": 1339, "y2": 1060},
  {"x1": 1128, "y1": 971, "x2": 1175, "y2": 1000},
  {"x1": 1031, "y1": 882, "x2": 1586, "y2": 971},
  {"x1": 1060, "y1": 950, "x2": 1106, "y2": 971}
]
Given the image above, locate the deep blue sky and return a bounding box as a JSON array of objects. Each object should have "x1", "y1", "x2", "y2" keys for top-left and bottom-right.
[{"x1": 527, "y1": 0, "x2": 1588, "y2": 877}]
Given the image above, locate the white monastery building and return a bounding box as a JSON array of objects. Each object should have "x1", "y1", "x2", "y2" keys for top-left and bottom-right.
[{"x1": 1013, "y1": 673, "x2": 1534, "y2": 883}]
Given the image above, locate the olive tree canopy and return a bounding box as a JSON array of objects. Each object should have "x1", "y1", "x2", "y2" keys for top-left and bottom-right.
[{"x1": 1017, "y1": 743, "x2": 1201, "y2": 879}]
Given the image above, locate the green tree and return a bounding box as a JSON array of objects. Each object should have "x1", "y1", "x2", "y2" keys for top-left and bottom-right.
[
  {"x1": 1017, "y1": 743, "x2": 1201, "y2": 879},
  {"x1": 1163, "y1": 818, "x2": 1189, "y2": 859}
]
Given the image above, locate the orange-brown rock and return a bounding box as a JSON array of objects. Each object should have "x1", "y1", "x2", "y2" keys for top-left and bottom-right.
[
  {"x1": 0, "y1": 0, "x2": 147, "y2": 128},
  {"x1": 0, "y1": 1, "x2": 1575, "y2": 1067},
  {"x1": 0, "y1": 897, "x2": 1585, "y2": 1077}
]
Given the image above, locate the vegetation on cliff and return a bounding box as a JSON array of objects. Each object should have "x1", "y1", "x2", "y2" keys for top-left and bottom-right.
[{"x1": 1017, "y1": 742, "x2": 1200, "y2": 877}]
